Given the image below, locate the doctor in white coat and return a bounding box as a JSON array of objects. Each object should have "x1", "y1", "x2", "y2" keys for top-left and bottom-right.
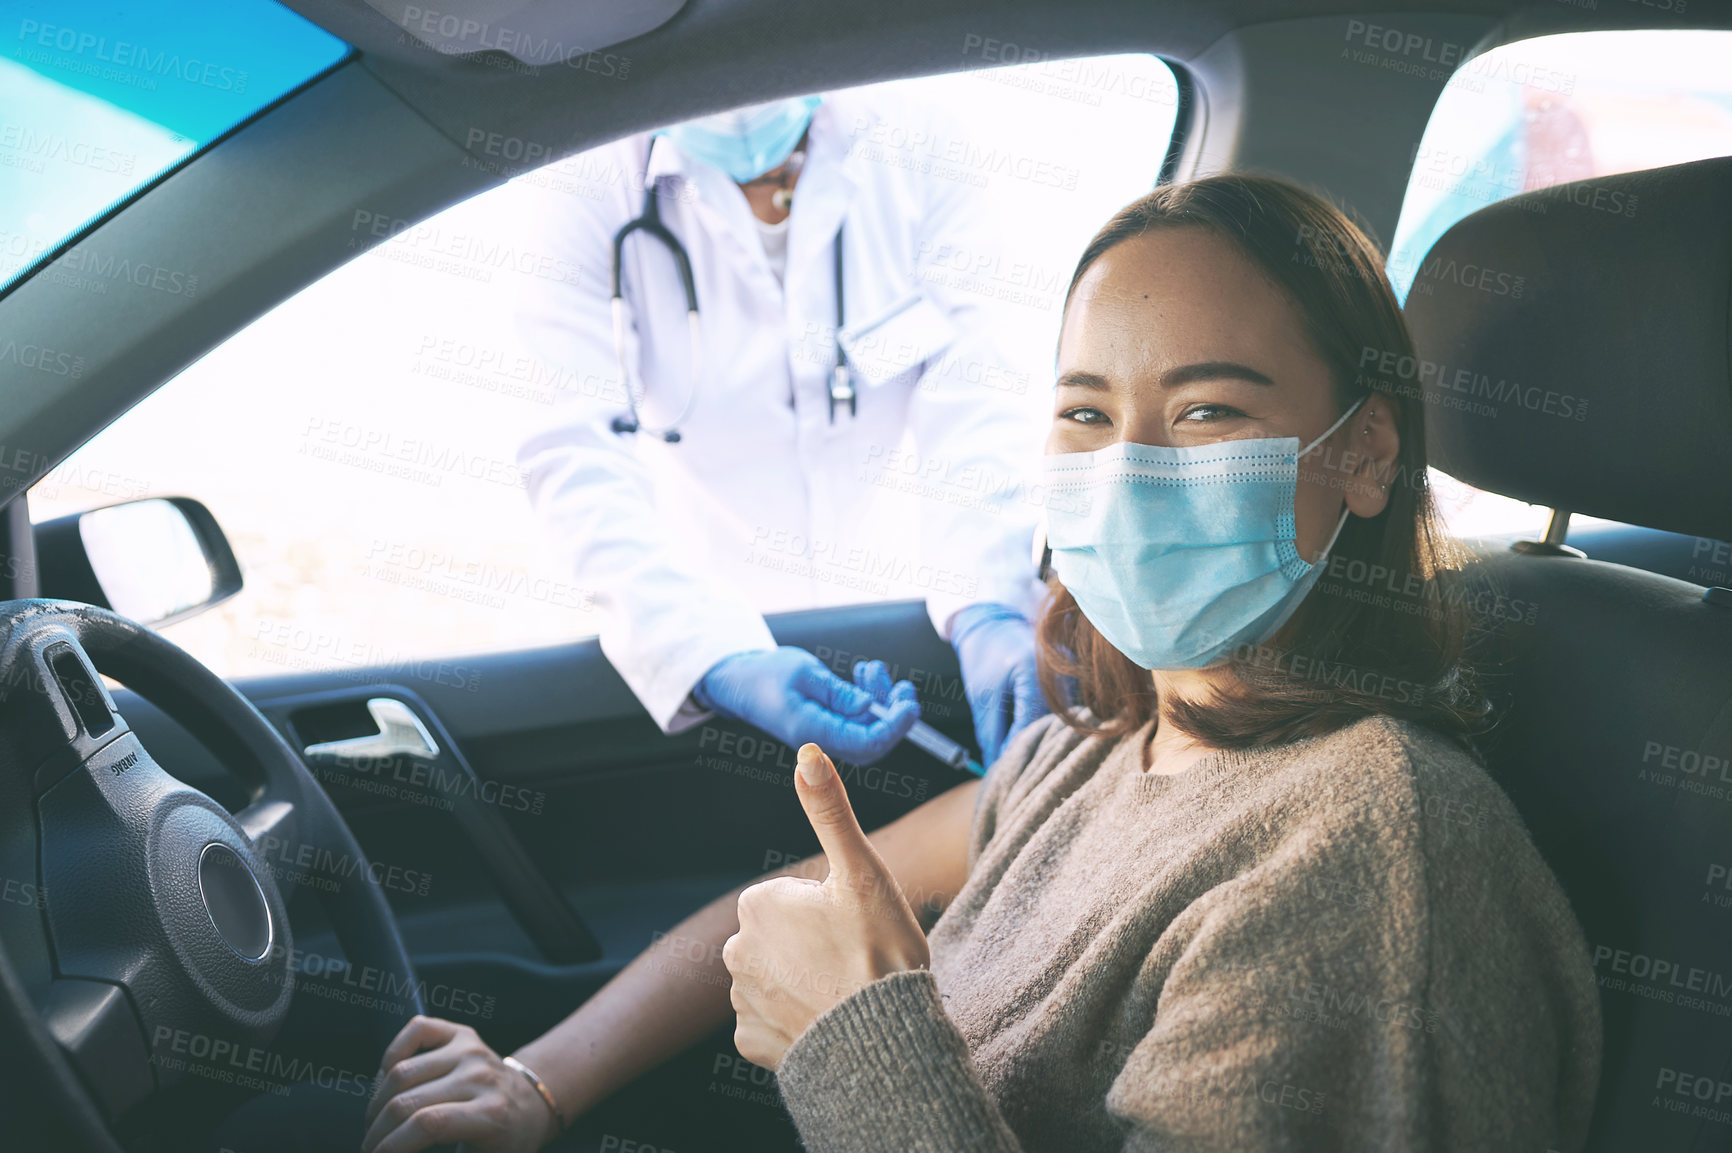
[{"x1": 516, "y1": 87, "x2": 1049, "y2": 770}]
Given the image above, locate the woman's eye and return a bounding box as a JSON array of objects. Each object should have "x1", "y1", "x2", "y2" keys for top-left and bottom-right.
[
  {"x1": 1058, "y1": 406, "x2": 1109, "y2": 425},
  {"x1": 1177, "y1": 404, "x2": 1247, "y2": 423}
]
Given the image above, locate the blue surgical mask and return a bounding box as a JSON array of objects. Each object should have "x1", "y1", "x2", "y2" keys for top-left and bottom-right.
[
  {"x1": 1038, "y1": 397, "x2": 1366, "y2": 670},
  {"x1": 659, "y1": 95, "x2": 822, "y2": 183}
]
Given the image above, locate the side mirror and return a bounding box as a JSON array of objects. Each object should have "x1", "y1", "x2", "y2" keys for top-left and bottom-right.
[{"x1": 33, "y1": 496, "x2": 243, "y2": 628}]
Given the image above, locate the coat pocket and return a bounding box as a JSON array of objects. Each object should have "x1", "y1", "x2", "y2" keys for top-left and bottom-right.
[{"x1": 836, "y1": 289, "x2": 957, "y2": 387}]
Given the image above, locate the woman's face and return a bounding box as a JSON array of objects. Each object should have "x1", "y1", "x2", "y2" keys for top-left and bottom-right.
[{"x1": 1051, "y1": 226, "x2": 1396, "y2": 562}]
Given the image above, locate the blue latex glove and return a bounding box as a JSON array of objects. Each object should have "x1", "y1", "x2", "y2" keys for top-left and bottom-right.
[
  {"x1": 850, "y1": 658, "x2": 919, "y2": 713},
  {"x1": 950, "y1": 602, "x2": 1048, "y2": 769},
  {"x1": 693, "y1": 646, "x2": 920, "y2": 765}
]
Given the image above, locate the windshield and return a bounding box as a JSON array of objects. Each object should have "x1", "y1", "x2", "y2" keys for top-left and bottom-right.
[{"x1": 0, "y1": 0, "x2": 350, "y2": 293}]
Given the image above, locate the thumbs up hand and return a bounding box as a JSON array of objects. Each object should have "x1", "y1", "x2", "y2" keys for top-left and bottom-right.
[{"x1": 722, "y1": 742, "x2": 931, "y2": 1071}]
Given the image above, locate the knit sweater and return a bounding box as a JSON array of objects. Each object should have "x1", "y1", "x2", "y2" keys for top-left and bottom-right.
[{"x1": 773, "y1": 711, "x2": 1602, "y2": 1152}]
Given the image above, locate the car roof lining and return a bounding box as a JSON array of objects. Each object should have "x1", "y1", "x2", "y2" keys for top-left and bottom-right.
[
  {"x1": 288, "y1": 0, "x2": 1732, "y2": 163},
  {"x1": 352, "y1": 0, "x2": 690, "y2": 65}
]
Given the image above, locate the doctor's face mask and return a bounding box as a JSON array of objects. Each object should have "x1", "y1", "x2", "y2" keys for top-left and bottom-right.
[
  {"x1": 1039, "y1": 224, "x2": 1396, "y2": 672},
  {"x1": 659, "y1": 95, "x2": 822, "y2": 183}
]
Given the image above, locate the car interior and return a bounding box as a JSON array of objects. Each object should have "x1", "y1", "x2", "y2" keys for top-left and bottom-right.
[{"x1": 1, "y1": 1, "x2": 1729, "y2": 1151}]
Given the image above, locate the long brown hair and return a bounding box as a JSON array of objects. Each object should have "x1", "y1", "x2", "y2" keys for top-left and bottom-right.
[{"x1": 1035, "y1": 174, "x2": 1490, "y2": 749}]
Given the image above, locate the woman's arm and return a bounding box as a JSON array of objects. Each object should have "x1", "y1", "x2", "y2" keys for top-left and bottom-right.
[
  {"x1": 361, "y1": 773, "x2": 981, "y2": 1152},
  {"x1": 518, "y1": 773, "x2": 981, "y2": 1119}
]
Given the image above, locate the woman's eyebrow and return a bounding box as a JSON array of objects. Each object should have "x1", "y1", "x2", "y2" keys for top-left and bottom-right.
[
  {"x1": 1055, "y1": 370, "x2": 1110, "y2": 391},
  {"x1": 1055, "y1": 363, "x2": 1275, "y2": 392},
  {"x1": 1161, "y1": 361, "x2": 1275, "y2": 388}
]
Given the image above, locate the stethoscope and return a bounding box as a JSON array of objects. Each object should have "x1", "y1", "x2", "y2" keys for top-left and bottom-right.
[{"x1": 609, "y1": 134, "x2": 854, "y2": 443}]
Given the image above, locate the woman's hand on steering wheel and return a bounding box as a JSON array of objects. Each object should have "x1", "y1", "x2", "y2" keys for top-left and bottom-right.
[{"x1": 362, "y1": 1016, "x2": 561, "y2": 1153}]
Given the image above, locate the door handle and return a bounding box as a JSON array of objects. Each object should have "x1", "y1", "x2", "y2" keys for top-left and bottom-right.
[{"x1": 302, "y1": 697, "x2": 440, "y2": 761}]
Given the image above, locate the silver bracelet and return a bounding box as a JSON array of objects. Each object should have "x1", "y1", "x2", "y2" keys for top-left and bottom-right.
[{"x1": 503, "y1": 1055, "x2": 569, "y2": 1132}]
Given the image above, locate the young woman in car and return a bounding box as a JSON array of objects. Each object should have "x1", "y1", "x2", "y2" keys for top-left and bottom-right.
[{"x1": 360, "y1": 175, "x2": 1603, "y2": 1153}]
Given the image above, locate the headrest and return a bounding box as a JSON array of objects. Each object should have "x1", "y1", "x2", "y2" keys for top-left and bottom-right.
[{"x1": 1400, "y1": 156, "x2": 1732, "y2": 542}]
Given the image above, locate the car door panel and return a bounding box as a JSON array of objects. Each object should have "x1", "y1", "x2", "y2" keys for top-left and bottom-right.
[{"x1": 253, "y1": 684, "x2": 602, "y2": 965}]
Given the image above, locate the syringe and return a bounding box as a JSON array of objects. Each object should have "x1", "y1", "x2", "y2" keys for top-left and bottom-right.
[{"x1": 867, "y1": 702, "x2": 985, "y2": 775}]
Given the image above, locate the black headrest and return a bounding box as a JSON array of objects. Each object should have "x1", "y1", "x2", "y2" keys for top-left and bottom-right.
[{"x1": 1401, "y1": 156, "x2": 1732, "y2": 542}]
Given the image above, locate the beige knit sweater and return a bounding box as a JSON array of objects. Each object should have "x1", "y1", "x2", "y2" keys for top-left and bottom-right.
[{"x1": 773, "y1": 711, "x2": 1602, "y2": 1151}]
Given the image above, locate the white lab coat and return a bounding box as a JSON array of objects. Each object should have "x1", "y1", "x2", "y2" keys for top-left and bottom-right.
[{"x1": 516, "y1": 87, "x2": 1048, "y2": 734}]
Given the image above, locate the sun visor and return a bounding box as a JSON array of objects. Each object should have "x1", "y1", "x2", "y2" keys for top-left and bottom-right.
[
  {"x1": 1401, "y1": 156, "x2": 1732, "y2": 542},
  {"x1": 364, "y1": 0, "x2": 686, "y2": 66}
]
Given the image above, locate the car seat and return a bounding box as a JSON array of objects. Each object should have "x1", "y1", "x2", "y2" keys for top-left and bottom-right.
[{"x1": 1404, "y1": 155, "x2": 1732, "y2": 1151}]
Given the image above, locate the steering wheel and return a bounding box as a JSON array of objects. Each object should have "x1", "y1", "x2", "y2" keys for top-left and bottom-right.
[{"x1": 0, "y1": 600, "x2": 422, "y2": 1149}]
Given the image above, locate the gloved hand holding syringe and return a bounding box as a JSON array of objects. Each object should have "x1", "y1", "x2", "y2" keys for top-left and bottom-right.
[{"x1": 853, "y1": 658, "x2": 986, "y2": 777}]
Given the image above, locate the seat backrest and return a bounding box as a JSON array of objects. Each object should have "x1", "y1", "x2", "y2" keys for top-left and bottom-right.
[{"x1": 1403, "y1": 156, "x2": 1732, "y2": 1152}]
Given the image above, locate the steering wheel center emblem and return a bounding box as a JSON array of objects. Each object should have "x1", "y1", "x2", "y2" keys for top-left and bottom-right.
[{"x1": 196, "y1": 842, "x2": 273, "y2": 961}]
